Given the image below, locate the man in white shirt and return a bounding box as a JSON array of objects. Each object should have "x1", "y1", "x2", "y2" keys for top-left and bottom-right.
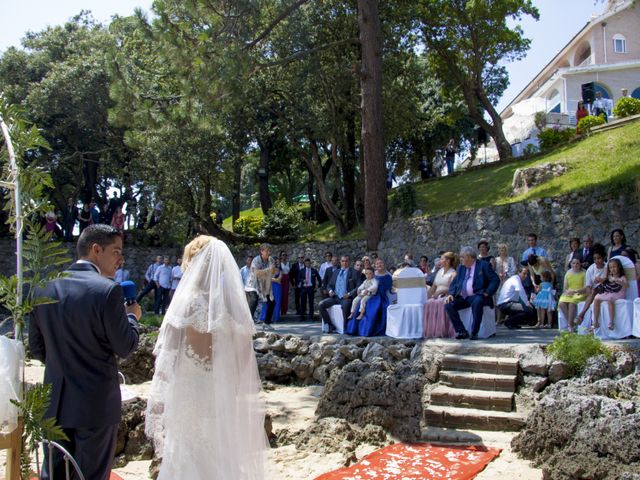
[
  {"x1": 170, "y1": 257, "x2": 183, "y2": 301},
  {"x1": 497, "y1": 266, "x2": 536, "y2": 329},
  {"x1": 520, "y1": 233, "x2": 548, "y2": 265},
  {"x1": 114, "y1": 260, "x2": 130, "y2": 283},
  {"x1": 136, "y1": 255, "x2": 162, "y2": 305},
  {"x1": 239, "y1": 255, "x2": 253, "y2": 286},
  {"x1": 318, "y1": 251, "x2": 333, "y2": 283},
  {"x1": 592, "y1": 91, "x2": 612, "y2": 121},
  {"x1": 153, "y1": 256, "x2": 173, "y2": 315}
]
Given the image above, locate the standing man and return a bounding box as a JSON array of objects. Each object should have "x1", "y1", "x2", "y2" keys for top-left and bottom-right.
[
  {"x1": 298, "y1": 258, "x2": 321, "y2": 321},
  {"x1": 153, "y1": 256, "x2": 173, "y2": 314},
  {"x1": 318, "y1": 255, "x2": 363, "y2": 332},
  {"x1": 245, "y1": 244, "x2": 276, "y2": 329},
  {"x1": 445, "y1": 246, "x2": 500, "y2": 339},
  {"x1": 29, "y1": 224, "x2": 141, "y2": 480},
  {"x1": 240, "y1": 255, "x2": 253, "y2": 286},
  {"x1": 444, "y1": 138, "x2": 456, "y2": 176},
  {"x1": 581, "y1": 234, "x2": 594, "y2": 269},
  {"x1": 170, "y1": 257, "x2": 183, "y2": 301},
  {"x1": 136, "y1": 255, "x2": 163, "y2": 306},
  {"x1": 520, "y1": 233, "x2": 548, "y2": 299},
  {"x1": 320, "y1": 255, "x2": 339, "y2": 299},
  {"x1": 318, "y1": 251, "x2": 333, "y2": 287},
  {"x1": 62, "y1": 198, "x2": 78, "y2": 242},
  {"x1": 114, "y1": 259, "x2": 130, "y2": 283},
  {"x1": 496, "y1": 266, "x2": 536, "y2": 329},
  {"x1": 289, "y1": 253, "x2": 306, "y2": 316}
]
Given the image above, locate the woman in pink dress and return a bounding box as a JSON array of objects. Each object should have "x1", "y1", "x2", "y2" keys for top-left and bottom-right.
[{"x1": 423, "y1": 252, "x2": 458, "y2": 338}]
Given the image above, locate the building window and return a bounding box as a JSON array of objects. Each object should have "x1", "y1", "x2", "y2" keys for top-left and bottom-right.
[{"x1": 613, "y1": 35, "x2": 627, "y2": 53}]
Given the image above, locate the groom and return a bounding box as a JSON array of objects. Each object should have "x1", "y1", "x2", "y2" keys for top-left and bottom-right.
[{"x1": 29, "y1": 224, "x2": 141, "y2": 480}]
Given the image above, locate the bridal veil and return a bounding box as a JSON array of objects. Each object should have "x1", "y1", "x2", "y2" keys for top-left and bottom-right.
[{"x1": 145, "y1": 236, "x2": 266, "y2": 479}]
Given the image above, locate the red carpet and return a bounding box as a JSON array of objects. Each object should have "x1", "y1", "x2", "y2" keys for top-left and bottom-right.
[
  {"x1": 110, "y1": 474, "x2": 124, "y2": 480},
  {"x1": 315, "y1": 443, "x2": 501, "y2": 480}
]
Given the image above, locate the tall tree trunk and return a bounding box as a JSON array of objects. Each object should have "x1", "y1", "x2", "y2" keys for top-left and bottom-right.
[
  {"x1": 358, "y1": 0, "x2": 386, "y2": 250},
  {"x1": 257, "y1": 139, "x2": 274, "y2": 214},
  {"x1": 81, "y1": 155, "x2": 99, "y2": 203},
  {"x1": 232, "y1": 156, "x2": 242, "y2": 223},
  {"x1": 477, "y1": 88, "x2": 512, "y2": 162}
]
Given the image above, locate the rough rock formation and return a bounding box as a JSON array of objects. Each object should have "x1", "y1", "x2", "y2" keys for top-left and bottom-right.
[
  {"x1": 115, "y1": 399, "x2": 154, "y2": 467},
  {"x1": 315, "y1": 343, "x2": 438, "y2": 442},
  {"x1": 118, "y1": 333, "x2": 157, "y2": 384},
  {"x1": 512, "y1": 352, "x2": 640, "y2": 480},
  {"x1": 512, "y1": 163, "x2": 568, "y2": 196}
]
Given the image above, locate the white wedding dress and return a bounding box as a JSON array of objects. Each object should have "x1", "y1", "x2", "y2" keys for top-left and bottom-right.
[{"x1": 146, "y1": 238, "x2": 267, "y2": 479}]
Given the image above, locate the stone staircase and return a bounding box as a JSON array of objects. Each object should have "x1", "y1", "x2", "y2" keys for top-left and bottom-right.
[{"x1": 423, "y1": 353, "x2": 527, "y2": 434}]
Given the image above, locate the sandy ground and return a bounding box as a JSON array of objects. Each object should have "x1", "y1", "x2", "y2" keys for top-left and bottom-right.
[{"x1": 1, "y1": 362, "x2": 543, "y2": 480}]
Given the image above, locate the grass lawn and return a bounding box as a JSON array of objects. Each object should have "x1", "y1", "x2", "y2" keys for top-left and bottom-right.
[
  {"x1": 413, "y1": 120, "x2": 640, "y2": 216},
  {"x1": 226, "y1": 119, "x2": 640, "y2": 241}
]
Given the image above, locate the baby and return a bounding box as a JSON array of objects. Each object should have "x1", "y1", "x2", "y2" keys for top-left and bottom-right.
[{"x1": 348, "y1": 267, "x2": 378, "y2": 320}]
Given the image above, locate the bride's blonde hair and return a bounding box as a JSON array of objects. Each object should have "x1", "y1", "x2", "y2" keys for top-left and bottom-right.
[{"x1": 182, "y1": 235, "x2": 216, "y2": 271}]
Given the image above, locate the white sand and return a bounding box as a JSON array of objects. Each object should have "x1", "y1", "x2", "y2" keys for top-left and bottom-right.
[{"x1": 8, "y1": 362, "x2": 543, "y2": 480}]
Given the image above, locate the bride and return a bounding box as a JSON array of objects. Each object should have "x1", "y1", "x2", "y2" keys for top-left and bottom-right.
[{"x1": 145, "y1": 235, "x2": 267, "y2": 479}]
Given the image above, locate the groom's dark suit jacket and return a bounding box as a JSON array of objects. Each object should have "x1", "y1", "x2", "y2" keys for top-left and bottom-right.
[{"x1": 29, "y1": 262, "x2": 139, "y2": 428}]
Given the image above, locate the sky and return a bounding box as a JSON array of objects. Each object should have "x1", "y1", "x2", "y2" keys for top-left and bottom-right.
[{"x1": 0, "y1": 0, "x2": 607, "y2": 114}]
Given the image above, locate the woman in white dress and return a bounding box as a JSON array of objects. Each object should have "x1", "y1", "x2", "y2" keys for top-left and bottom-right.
[{"x1": 146, "y1": 235, "x2": 267, "y2": 480}]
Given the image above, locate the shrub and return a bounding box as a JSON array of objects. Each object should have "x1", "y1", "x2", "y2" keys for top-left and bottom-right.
[
  {"x1": 534, "y1": 111, "x2": 547, "y2": 131},
  {"x1": 577, "y1": 115, "x2": 606, "y2": 134},
  {"x1": 612, "y1": 97, "x2": 640, "y2": 118},
  {"x1": 546, "y1": 332, "x2": 613, "y2": 375},
  {"x1": 233, "y1": 215, "x2": 263, "y2": 236},
  {"x1": 390, "y1": 183, "x2": 417, "y2": 217},
  {"x1": 523, "y1": 143, "x2": 539, "y2": 156},
  {"x1": 537, "y1": 127, "x2": 576, "y2": 151},
  {"x1": 260, "y1": 198, "x2": 305, "y2": 240}
]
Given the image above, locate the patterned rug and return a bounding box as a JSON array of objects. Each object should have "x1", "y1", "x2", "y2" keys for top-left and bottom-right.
[{"x1": 315, "y1": 443, "x2": 502, "y2": 480}]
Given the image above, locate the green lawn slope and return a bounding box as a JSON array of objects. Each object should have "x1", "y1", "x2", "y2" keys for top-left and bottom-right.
[{"x1": 227, "y1": 119, "x2": 640, "y2": 241}]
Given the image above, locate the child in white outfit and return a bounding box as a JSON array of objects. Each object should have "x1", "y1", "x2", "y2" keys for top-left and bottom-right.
[{"x1": 348, "y1": 267, "x2": 378, "y2": 320}]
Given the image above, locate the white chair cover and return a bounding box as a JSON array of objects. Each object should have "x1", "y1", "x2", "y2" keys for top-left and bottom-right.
[
  {"x1": 0, "y1": 337, "x2": 24, "y2": 433},
  {"x1": 633, "y1": 298, "x2": 640, "y2": 338},
  {"x1": 558, "y1": 302, "x2": 590, "y2": 332},
  {"x1": 386, "y1": 267, "x2": 427, "y2": 338},
  {"x1": 393, "y1": 267, "x2": 428, "y2": 305},
  {"x1": 324, "y1": 305, "x2": 345, "y2": 334},
  {"x1": 386, "y1": 305, "x2": 424, "y2": 338},
  {"x1": 575, "y1": 257, "x2": 637, "y2": 340},
  {"x1": 459, "y1": 306, "x2": 497, "y2": 339}
]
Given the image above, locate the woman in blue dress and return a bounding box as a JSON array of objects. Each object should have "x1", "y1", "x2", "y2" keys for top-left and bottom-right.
[{"x1": 346, "y1": 258, "x2": 393, "y2": 336}]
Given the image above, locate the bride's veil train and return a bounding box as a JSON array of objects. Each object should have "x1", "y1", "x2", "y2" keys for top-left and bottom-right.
[{"x1": 145, "y1": 237, "x2": 267, "y2": 479}]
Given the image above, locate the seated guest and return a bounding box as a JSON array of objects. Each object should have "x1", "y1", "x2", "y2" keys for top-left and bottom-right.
[
  {"x1": 497, "y1": 265, "x2": 536, "y2": 329},
  {"x1": 477, "y1": 240, "x2": 496, "y2": 271},
  {"x1": 608, "y1": 228, "x2": 628, "y2": 260},
  {"x1": 564, "y1": 237, "x2": 582, "y2": 270},
  {"x1": 353, "y1": 259, "x2": 365, "y2": 282},
  {"x1": 592, "y1": 258, "x2": 628, "y2": 331},
  {"x1": 346, "y1": 259, "x2": 393, "y2": 337},
  {"x1": 444, "y1": 246, "x2": 500, "y2": 340},
  {"x1": 576, "y1": 243, "x2": 607, "y2": 325},
  {"x1": 298, "y1": 258, "x2": 321, "y2": 321},
  {"x1": 319, "y1": 256, "x2": 362, "y2": 332},
  {"x1": 418, "y1": 255, "x2": 429, "y2": 274},
  {"x1": 423, "y1": 252, "x2": 457, "y2": 338},
  {"x1": 580, "y1": 234, "x2": 595, "y2": 269},
  {"x1": 621, "y1": 247, "x2": 640, "y2": 292},
  {"x1": 348, "y1": 267, "x2": 378, "y2": 320},
  {"x1": 362, "y1": 255, "x2": 372, "y2": 270},
  {"x1": 558, "y1": 258, "x2": 587, "y2": 332}
]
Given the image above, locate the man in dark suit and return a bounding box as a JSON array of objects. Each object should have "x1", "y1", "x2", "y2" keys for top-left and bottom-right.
[
  {"x1": 289, "y1": 254, "x2": 306, "y2": 315},
  {"x1": 29, "y1": 224, "x2": 141, "y2": 480},
  {"x1": 445, "y1": 246, "x2": 500, "y2": 340},
  {"x1": 581, "y1": 234, "x2": 594, "y2": 269},
  {"x1": 318, "y1": 255, "x2": 363, "y2": 332},
  {"x1": 321, "y1": 255, "x2": 338, "y2": 299},
  {"x1": 298, "y1": 258, "x2": 322, "y2": 320}
]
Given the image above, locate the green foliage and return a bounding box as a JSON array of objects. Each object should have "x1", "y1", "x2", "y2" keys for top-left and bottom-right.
[
  {"x1": 523, "y1": 143, "x2": 539, "y2": 156},
  {"x1": 11, "y1": 384, "x2": 68, "y2": 479},
  {"x1": 390, "y1": 183, "x2": 417, "y2": 217},
  {"x1": 534, "y1": 111, "x2": 547, "y2": 131},
  {"x1": 260, "y1": 198, "x2": 305, "y2": 240},
  {"x1": 139, "y1": 314, "x2": 163, "y2": 329},
  {"x1": 537, "y1": 127, "x2": 576, "y2": 151},
  {"x1": 546, "y1": 332, "x2": 613, "y2": 375},
  {"x1": 233, "y1": 215, "x2": 263, "y2": 237},
  {"x1": 577, "y1": 115, "x2": 606, "y2": 134},
  {"x1": 613, "y1": 97, "x2": 640, "y2": 118}
]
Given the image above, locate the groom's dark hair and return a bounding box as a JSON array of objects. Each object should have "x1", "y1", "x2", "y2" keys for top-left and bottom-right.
[{"x1": 77, "y1": 224, "x2": 122, "y2": 258}]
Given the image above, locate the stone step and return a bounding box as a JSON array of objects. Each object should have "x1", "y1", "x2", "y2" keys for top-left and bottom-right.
[
  {"x1": 439, "y1": 370, "x2": 518, "y2": 393},
  {"x1": 442, "y1": 354, "x2": 519, "y2": 375},
  {"x1": 424, "y1": 405, "x2": 527, "y2": 431},
  {"x1": 429, "y1": 385, "x2": 514, "y2": 412}
]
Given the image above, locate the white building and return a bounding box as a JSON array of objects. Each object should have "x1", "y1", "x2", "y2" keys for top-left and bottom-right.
[{"x1": 500, "y1": 0, "x2": 640, "y2": 156}]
